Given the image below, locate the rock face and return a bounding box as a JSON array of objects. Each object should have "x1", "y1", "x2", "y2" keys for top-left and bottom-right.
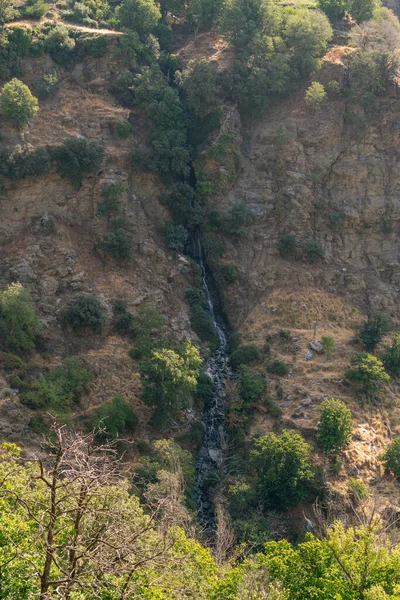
[{"x1": 210, "y1": 82, "x2": 400, "y2": 325}]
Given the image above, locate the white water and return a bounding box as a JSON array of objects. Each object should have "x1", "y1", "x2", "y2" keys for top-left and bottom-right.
[{"x1": 195, "y1": 242, "x2": 230, "y2": 530}]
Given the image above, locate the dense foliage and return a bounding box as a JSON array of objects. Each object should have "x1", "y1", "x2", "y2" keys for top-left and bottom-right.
[
  {"x1": 63, "y1": 295, "x2": 105, "y2": 333},
  {"x1": 317, "y1": 399, "x2": 352, "y2": 456},
  {"x1": 0, "y1": 78, "x2": 38, "y2": 128},
  {"x1": 0, "y1": 283, "x2": 42, "y2": 354}
]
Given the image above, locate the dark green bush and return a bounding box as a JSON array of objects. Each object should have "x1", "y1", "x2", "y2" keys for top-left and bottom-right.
[
  {"x1": 0, "y1": 78, "x2": 39, "y2": 128},
  {"x1": 185, "y1": 287, "x2": 206, "y2": 307},
  {"x1": 317, "y1": 399, "x2": 352, "y2": 456},
  {"x1": 0, "y1": 283, "x2": 42, "y2": 355},
  {"x1": 193, "y1": 371, "x2": 213, "y2": 408},
  {"x1": 304, "y1": 239, "x2": 324, "y2": 264},
  {"x1": 267, "y1": 360, "x2": 289, "y2": 377},
  {"x1": 383, "y1": 333, "x2": 400, "y2": 377},
  {"x1": 96, "y1": 228, "x2": 133, "y2": 261},
  {"x1": 225, "y1": 202, "x2": 251, "y2": 237},
  {"x1": 0, "y1": 144, "x2": 51, "y2": 179},
  {"x1": 33, "y1": 72, "x2": 59, "y2": 99},
  {"x1": 278, "y1": 234, "x2": 297, "y2": 257},
  {"x1": 358, "y1": 312, "x2": 392, "y2": 352},
  {"x1": 79, "y1": 36, "x2": 108, "y2": 58},
  {"x1": 165, "y1": 222, "x2": 188, "y2": 253},
  {"x1": 52, "y1": 137, "x2": 104, "y2": 188},
  {"x1": 189, "y1": 304, "x2": 218, "y2": 347},
  {"x1": 114, "y1": 311, "x2": 134, "y2": 334},
  {"x1": 230, "y1": 345, "x2": 260, "y2": 369},
  {"x1": 44, "y1": 26, "x2": 76, "y2": 66},
  {"x1": 239, "y1": 366, "x2": 265, "y2": 406},
  {"x1": 217, "y1": 264, "x2": 238, "y2": 285},
  {"x1": 91, "y1": 394, "x2": 138, "y2": 440},
  {"x1": 346, "y1": 352, "x2": 390, "y2": 393},
  {"x1": 63, "y1": 295, "x2": 105, "y2": 334},
  {"x1": 382, "y1": 438, "x2": 400, "y2": 478},
  {"x1": 116, "y1": 120, "x2": 133, "y2": 139},
  {"x1": 96, "y1": 182, "x2": 124, "y2": 219},
  {"x1": 330, "y1": 211, "x2": 345, "y2": 229},
  {"x1": 25, "y1": 1, "x2": 49, "y2": 18}
]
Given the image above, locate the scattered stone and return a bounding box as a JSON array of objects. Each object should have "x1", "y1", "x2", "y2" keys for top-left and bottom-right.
[
  {"x1": 349, "y1": 465, "x2": 360, "y2": 477},
  {"x1": 209, "y1": 449, "x2": 222, "y2": 464},
  {"x1": 283, "y1": 401, "x2": 292, "y2": 407},
  {"x1": 305, "y1": 350, "x2": 313, "y2": 361},
  {"x1": 301, "y1": 398, "x2": 313, "y2": 407},
  {"x1": 310, "y1": 340, "x2": 324, "y2": 353}
]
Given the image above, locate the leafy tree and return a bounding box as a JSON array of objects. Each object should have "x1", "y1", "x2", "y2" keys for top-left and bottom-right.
[
  {"x1": 383, "y1": 333, "x2": 400, "y2": 377},
  {"x1": 117, "y1": 0, "x2": 161, "y2": 36},
  {"x1": 53, "y1": 137, "x2": 104, "y2": 188},
  {"x1": 348, "y1": 0, "x2": 376, "y2": 23},
  {"x1": 91, "y1": 394, "x2": 138, "y2": 440},
  {"x1": 44, "y1": 25, "x2": 76, "y2": 66},
  {"x1": 251, "y1": 430, "x2": 314, "y2": 510},
  {"x1": 346, "y1": 352, "x2": 390, "y2": 393},
  {"x1": 140, "y1": 339, "x2": 202, "y2": 425},
  {"x1": 318, "y1": 0, "x2": 347, "y2": 20},
  {"x1": 358, "y1": 312, "x2": 392, "y2": 351},
  {"x1": 96, "y1": 228, "x2": 133, "y2": 261},
  {"x1": 0, "y1": 283, "x2": 42, "y2": 354},
  {"x1": 0, "y1": 78, "x2": 38, "y2": 128},
  {"x1": 321, "y1": 335, "x2": 335, "y2": 358},
  {"x1": 178, "y1": 59, "x2": 217, "y2": 117},
  {"x1": 63, "y1": 295, "x2": 105, "y2": 334},
  {"x1": 382, "y1": 438, "x2": 400, "y2": 478},
  {"x1": 0, "y1": 0, "x2": 19, "y2": 25},
  {"x1": 317, "y1": 399, "x2": 352, "y2": 456},
  {"x1": 305, "y1": 81, "x2": 327, "y2": 108},
  {"x1": 192, "y1": 0, "x2": 224, "y2": 30},
  {"x1": 0, "y1": 144, "x2": 51, "y2": 179}
]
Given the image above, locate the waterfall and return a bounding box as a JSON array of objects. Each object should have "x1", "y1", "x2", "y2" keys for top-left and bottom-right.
[{"x1": 195, "y1": 240, "x2": 230, "y2": 531}]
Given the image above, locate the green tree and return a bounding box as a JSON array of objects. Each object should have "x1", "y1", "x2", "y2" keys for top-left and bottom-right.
[
  {"x1": 358, "y1": 312, "x2": 392, "y2": 351},
  {"x1": 383, "y1": 333, "x2": 400, "y2": 377},
  {"x1": 0, "y1": 78, "x2": 38, "y2": 128},
  {"x1": 346, "y1": 352, "x2": 390, "y2": 393},
  {"x1": 97, "y1": 228, "x2": 133, "y2": 260},
  {"x1": 53, "y1": 137, "x2": 104, "y2": 188},
  {"x1": 178, "y1": 58, "x2": 217, "y2": 117},
  {"x1": 192, "y1": 0, "x2": 224, "y2": 30},
  {"x1": 140, "y1": 339, "x2": 202, "y2": 425},
  {"x1": 348, "y1": 0, "x2": 376, "y2": 23},
  {"x1": 382, "y1": 438, "x2": 400, "y2": 478},
  {"x1": 63, "y1": 295, "x2": 105, "y2": 334},
  {"x1": 318, "y1": 0, "x2": 347, "y2": 20},
  {"x1": 117, "y1": 0, "x2": 161, "y2": 36},
  {"x1": 91, "y1": 394, "x2": 138, "y2": 440},
  {"x1": 165, "y1": 222, "x2": 189, "y2": 252},
  {"x1": 317, "y1": 399, "x2": 352, "y2": 456},
  {"x1": 0, "y1": 0, "x2": 19, "y2": 26},
  {"x1": 0, "y1": 283, "x2": 42, "y2": 354},
  {"x1": 305, "y1": 81, "x2": 327, "y2": 108},
  {"x1": 250, "y1": 430, "x2": 314, "y2": 510}
]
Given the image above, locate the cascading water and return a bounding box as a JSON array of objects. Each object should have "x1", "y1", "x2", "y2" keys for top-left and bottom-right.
[{"x1": 195, "y1": 241, "x2": 230, "y2": 531}]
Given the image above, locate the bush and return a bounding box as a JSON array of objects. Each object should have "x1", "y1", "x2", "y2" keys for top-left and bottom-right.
[
  {"x1": 44, "y1": 26, "x2": 76, "y2": 66},
  {"x1": 0, "y1": 78, "x2": 38, "y2": 128},
  {"x1": 185, "y1": 287, "x2": 205, "y2": 307},
  {"x1": 0, "y1": 144, "x2": 51, "y2": 179},
  {"x1": 0, "y1": 0, "x2": 19, "y2": 25},
  {"x1": 52, "y1": 137, "x2": 104, "y2": 188},
  {"x1": 225, "y1": 202, "x2": 251, "y2": 237},
  {"x1": 165, "y1": 222, "x2": 188, "y2": 253},
  {"x1": 304, "y1": 239, "x2": 324, "y2": 264},
  {"x1": 230, "y1": 345, "x2": 260, "y2": 369},
  {"x1": 96, "y1": 228, "x2": 133, "y2": 261},
  {"x1": 318, "y1": 0, "x2": 346, "y2": 20},
  {"x1": 189, "y1": 304, "x2": 218, "y2": 347},
  {"x1": 63, "y1": 295, "x2": 105, "y2": 334},
  {"x1": 278, "y1": 234, "x2": 297, "y2": 257},
  {"x1": 25, "y1": 1, "x2": 49, "y2": 17},
  {"x1": 348, "y1": 0, "x2": 375, "y2": 23},
  {"x1": 91, "y1": 394, "x2": 138, "y2": 440},
  {"x1": 305, "y1": 82, "x2": 327, "y2": 109},
  {"x1": 114, "y1": 311, "x2": 134, "y2": 334},
  {"x1": 239, "y1": 366, "x2": 265, "y2": 406},
  {"x1": 177, "y1": 58, "x2": 217, "y2": 117},
  {"x1": 267, "y1": 360, "x2": 289, "y2": 377},
  {"x1": 117, "y1": 0, "x2": 161, "y2": 35},
  {"x1": 251, "y1": 430, "x2": 314, "y2": 511},
  {"x1": 20, "y1": 357, "x2": 94, "y2": 411},
  {"x1": 382, "y1": 438, "x2": 400, "y2": 478},
  {"x1": 217, "y1": 264, "x2": 238, "y2": 285},
  {"x1": 358, "y1": 312, "x2": 392, "y2": 351},
  {"x1": 0, "y1": 283, "x2": 42, "y2": 354},
  {"x1": 317, "y1": 399, "x2": 352, "y2": 456},
  {"x1": 33, "y1": 72, "x2": 59, "y2": 99},
  {"x1": 116, "y1": 120, "x2": 133, "y2": 139},
  {"x1": 97, "y1": 182, "x2": 124, "y2": 219},
  {"x1": 321, "y1": 336, "x2": 335, "y2": 358},
  {"x1": 383, "y1": 333, "x2": 400, "y2": 377},
  {"x1": 330, "y1": 211, "x2": 344, "y2": 229},
  {"x1": 348, "y1": 478, "x2": 369, "y2": 504},
  {"x1": 346, "y1": 352, "x2": 390, "y2": 393}
]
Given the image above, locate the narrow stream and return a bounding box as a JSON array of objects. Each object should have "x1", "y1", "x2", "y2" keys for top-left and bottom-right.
[{"x1": 195, "y1": 241, "x2": 230, "y2": 531}]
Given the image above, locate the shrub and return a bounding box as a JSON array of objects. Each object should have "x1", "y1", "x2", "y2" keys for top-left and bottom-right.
[
  {"x1": 79, "y1": 36, "x2": 108, "y2": 58},
  {"x1": 0, "y1": 144, "x2": 51, "y2": 179},
  {"x1": 327, "y1": 79, "x2": 342, "y2": 99},
  {"x1": 165, "y1": 222, "x2": 188, "y2": 253},
  {"x1": 217, "y1": 264, "x2": 238, "y2": 285},
  {"x1": 116, "y1": 120, "x2": 133, "y2": 139},
  {"x1": 358, "y1": 312, "x2": 392, "y2": 351},
  {"x1": 267, "y1": 360, "x2": 289, "y2": 377},
  {"x1": 0, "y1": 0, "x2": 19, "y2": 25},
  {"x1": 114, "y1": 311, "x2": 134, "y2": 334},
  {"x1": 63, "y1": 295, "x2": 105, "y2": 334},
  {"x1": 185, "y1": 287, "x2": 205, "y2": 307},
  {"x1": 330, "y1": 211, "x2": 344, "y2": 229},
  {"x1": 21, "y1": 357, "x2": 94, "y2": 411},
  {"x1": 318, "y1": 0, "x2": 346, "y2": 20},
  {"x1": 230, "y1": 345, "x2": 260, "y2": 369},
  {"x1": 177, "y1": 58, "x2": 217, "y2": 117},
  {"x1": 225, "y1": 202, "x2": 251, "y2": 237},
  {"x1": 382, "y1": 438, "x2": 400, "y2": 478},
  {"x1": 305, "y1": 82, "x2": 327, "y2": 109},
  {"x1": 96, "y1": 228, "x2": 133, "y2": 261},
  {"x1": 346, "y1": 353, "x2": 390, "y2": 393},
  {"x1": 278, "y1": 234, "x2": 297, "y2": 257},
  {"x1": 0, "y1": 283, "x2": 42, "y2": 354},
  {"x1": 44, "y1": 26, "x2": 76, "y2": 66},
  {"x1": 97, "y1": 182, "x2": 124, "y2": 219},
  {"x1": 239, "y1": 366, "x2": 265, "y2": 406},
  {"x1": 321, "y1": 336, "x2": 335, "y2": 358},
  {"x1": 348, "y1": 0, "x2": 375, "y2": 23},
  {"x1": 189, "y1": 304, "x2": 218, "y2": 347},
  {"x1": 0, "y1": 78, "x2": 38, "y2": 128},
  {"x1": 52, "y1": 137, "x2": 104, "y2": 188},
  {"x1": 383, "y1": 333, "x2": 400, "y2": 377},
  {"x1": 33, "y1": 72, "x2": 59, "y2": 99},
  {"x1": 251, "y1": 430, "x2": 314, "y2": 511},
  {"x1": 317, "y1": 399, "x2": 352, "y2": 456},
  {"x1": 117, "y1": 0, "x2": 161, "y2": 35},
  {"x1": 348, "y1": 478, "x2": 369, "y2": 504},
  {"x1": 25, "y1": 1, "x2": 49, "y2": 17},
  {"x1": 91, "y1": 394, "x2": 138, "y2": 440},
  {"x1": 304, "y1": 239, "x2": 324, "y2": 264}
]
